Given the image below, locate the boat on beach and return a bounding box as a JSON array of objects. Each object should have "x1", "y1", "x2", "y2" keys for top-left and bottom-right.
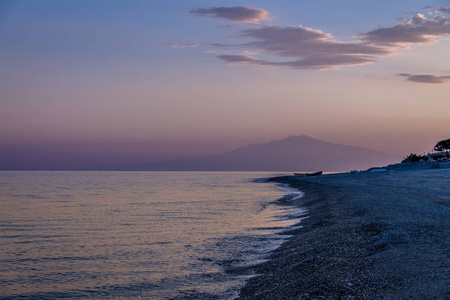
[{"x1": 294, "y1": 171, "x2": 323, "y2": 177}]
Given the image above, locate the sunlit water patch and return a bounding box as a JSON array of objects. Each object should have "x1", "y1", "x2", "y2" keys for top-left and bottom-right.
[{"x1": 0, "y1": 171, "x2": 305, "y2": 299}]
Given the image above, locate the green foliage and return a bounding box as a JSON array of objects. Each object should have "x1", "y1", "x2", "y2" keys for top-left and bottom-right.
[
  {"x1": 402, "y1": 153, "x2": 428, "y2": 163},
  {"x1": 434, "y1": 138, "x2": 450, "y2": 152}
]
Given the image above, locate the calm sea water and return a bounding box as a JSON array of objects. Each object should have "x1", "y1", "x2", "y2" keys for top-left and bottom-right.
[{"x1": 0, "y1": 171, "x2": 304, "y2": 299}]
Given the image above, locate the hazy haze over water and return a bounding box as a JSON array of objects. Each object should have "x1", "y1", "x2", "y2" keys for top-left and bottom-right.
[{"x1": 0, "y1": 171, "x2": 304, "y2": 299}]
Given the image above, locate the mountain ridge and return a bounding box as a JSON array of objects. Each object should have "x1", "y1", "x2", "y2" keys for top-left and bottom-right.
[{"x1": 110, "y1": 135, "x2": 400, "y2": 171}]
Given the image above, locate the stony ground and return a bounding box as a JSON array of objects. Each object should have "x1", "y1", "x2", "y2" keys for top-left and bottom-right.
[{"x1": 237, "y1": 164, "x2": 450, "y2": 299}]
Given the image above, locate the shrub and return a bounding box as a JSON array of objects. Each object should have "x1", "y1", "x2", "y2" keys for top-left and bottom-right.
[{"x1": 402, "y1": 153, "x2": 428, "y2": 163}]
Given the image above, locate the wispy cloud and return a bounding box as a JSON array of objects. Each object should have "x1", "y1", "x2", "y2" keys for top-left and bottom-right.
[
  {"x1": 168, "y1": 43, "x2": 199, "y2": 48},
  {"x1": 437, "y1": 7, "x2": 450, "y2": 14},
  {"x1": 218, "y1": 25, "x2": 390, "y2": 70},
  {"x1": 220, "y1": 10, "x2": 450, "y2": 70},
  {"x1": 399, "y1": 73, "x2": 450, "y2": 84},
  {"x1": 187, "y1": 7, "x2": 450, "y2": 72},
  {"x1": 360, "y1": 12, "x2": 450, "y2": 46},
  {"x1": 218, "y1": 54, "x2": 262, "y2": 66},
  {"x1": 190, "y1": 6, "x2": 270, "y2": 23}
]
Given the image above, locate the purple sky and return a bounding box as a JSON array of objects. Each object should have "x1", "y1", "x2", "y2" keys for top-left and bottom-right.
[{"x1": 1, "y1": 1, "x2": 449, "y2": 169}]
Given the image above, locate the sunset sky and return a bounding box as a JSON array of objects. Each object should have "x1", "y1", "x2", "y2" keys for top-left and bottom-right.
[{"x1": 1, "y1": 1, "x2": 449, "y2": 169}]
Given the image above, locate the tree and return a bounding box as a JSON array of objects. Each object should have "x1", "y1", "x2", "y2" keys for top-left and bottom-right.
[{"x1": 434, "y1": 138, "x2": 450, "y2": 153}]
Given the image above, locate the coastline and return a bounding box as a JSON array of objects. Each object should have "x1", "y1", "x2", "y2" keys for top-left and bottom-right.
[{"x1": 238, "y1": 164, "x2": 450, "y2": 299}]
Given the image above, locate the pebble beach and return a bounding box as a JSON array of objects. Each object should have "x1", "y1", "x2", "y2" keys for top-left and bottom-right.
[{"x1": 238, "y1": 163, "x2": 450, "y2": 299}]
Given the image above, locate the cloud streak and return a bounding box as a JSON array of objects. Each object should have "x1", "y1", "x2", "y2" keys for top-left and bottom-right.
[
  {"x1": 218, "y1": 25, "x2": 391, "y2": 70},
  {"x1": 213, "y1": 9, "x2": 450, "y2": 70},
  {"x1": 437, "y1": 7, "x2": 450, "y2": 14},
  {"x1": 360, "y1": 13, "x2": 450, "y2": 46},
  {"x1": 185, "y1": 6, "x2": 450, "y2": 73},
  {"x1": 190, "y1": 6, "x2": 270, "y2": 23},
  {"x1": 168, "y1": 43, "x2": 199, "y2": 48},
  {"x1": 218, "y1": 54, "x2": 262, "y2": 66},
  {"x1": 399, "y1": 73, "x2": 450, "y2": 84}
]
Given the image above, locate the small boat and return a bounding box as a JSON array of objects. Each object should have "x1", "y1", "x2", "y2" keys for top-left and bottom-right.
[{"x1": 294, "y1": 171, "x2": 323, "y2": 177}]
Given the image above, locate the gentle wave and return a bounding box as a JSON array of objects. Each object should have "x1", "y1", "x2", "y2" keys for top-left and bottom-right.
[{"x1": 0, "y1": 171, "x2": 305, "y2": 299}]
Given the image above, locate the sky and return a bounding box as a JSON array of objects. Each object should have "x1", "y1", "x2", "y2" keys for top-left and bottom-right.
[{"x1": 1, "y1": 0, "x2": 449, "y2": 169}]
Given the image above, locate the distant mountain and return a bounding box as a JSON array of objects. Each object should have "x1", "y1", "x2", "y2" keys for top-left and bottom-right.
[{"x1": 112, "y1": 135, "x2": 400, "y2": 171}]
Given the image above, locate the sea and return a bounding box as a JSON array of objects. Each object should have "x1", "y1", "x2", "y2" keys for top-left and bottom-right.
[{"x1": 0, "y1": 171, "x2": 305, "y2": 299}]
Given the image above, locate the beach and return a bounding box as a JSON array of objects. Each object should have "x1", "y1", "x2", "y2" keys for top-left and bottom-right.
[{"x1": 238, "y1": 163, "x2": 450, "y2": 299}]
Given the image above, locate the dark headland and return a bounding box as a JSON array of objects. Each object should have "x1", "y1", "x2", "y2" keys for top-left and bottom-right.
[{"x1": 238, "y1": 162, "x2": 450, "y2": 299}]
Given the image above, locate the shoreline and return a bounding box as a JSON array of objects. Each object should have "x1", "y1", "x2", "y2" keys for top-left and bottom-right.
[{"x1": 238, "y1": 164, "x2": 450, "y2": 299}]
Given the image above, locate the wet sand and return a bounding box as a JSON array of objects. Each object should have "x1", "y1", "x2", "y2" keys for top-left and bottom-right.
[{"x1": 238, "y1": 163, "x2": 450, "y2": 299}]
